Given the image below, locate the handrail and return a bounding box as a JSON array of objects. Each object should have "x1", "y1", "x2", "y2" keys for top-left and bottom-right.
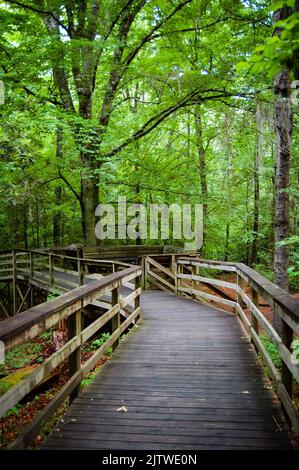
[
  {"x1": 177, "y1": 257, "x2": 299, "y2": 330},
  {"x1": 174, "y1": 257, "x2": 299, "y2": 432},
  {"x1": 0, "y1": 266, "x2": 140, "y2": 353},
  {"x1": 0, "y1": 249, "x2": 134, "y2": 316},
  {"x1": 0, "y1": 264, "x2": 142, "y2": 448}
]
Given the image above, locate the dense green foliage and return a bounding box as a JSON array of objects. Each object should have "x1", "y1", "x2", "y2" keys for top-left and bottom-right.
[{"x1": 0, "y1": 1, "x2": 298, "y2": 288}]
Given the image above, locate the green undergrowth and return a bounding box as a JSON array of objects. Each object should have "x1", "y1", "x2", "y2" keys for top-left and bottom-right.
[
  {"x1": 258, "y1": 335, "x2": 281, "y2": 373},
  {"x1": 1, "y1": 342, "x2": 43, "y2": 371}
]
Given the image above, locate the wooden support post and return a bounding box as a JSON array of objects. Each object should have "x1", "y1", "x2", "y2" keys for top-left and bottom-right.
[
  {"x1": 12, "y1": 249, "x2": 17, "y2": 315},
  {"x1": 29, "y1": 251, "x2": 34, "y2": 306},
  {"x1": 237, "y1": 273, "x2": 245, "y2": 310},
  {"x1": 192, "y1": 264, "x2": 197, "y2": 299},
  {"x1": 174, "y1": 259, "x2": 178, "y2": 296},
  {"x1": 142, "y1": 257, "x2": 149, "y2": 290},
  {"x1": 78, "y1": 258, "x2": 84, "y2": 286},
  {"x1": 176, "y1": 262, "x2": 181, "y2": 297},
  {"x1": 135, "y1": 275, "x2": 141, "y2": 322},
  {"x1": 171, "y1": 255, "x2": 176, "y2": 275},
  {"x1": 281, "y1": 319, "x2": 293, "y2": 399},
  {"x1": 29, "y1": 251, "x2": 33, "y2": 280},
  {"x1": 68, "y1": 309, "x2": 82, "y2": 403},
  {"x1": 251, "y1": 288, "x2": 259, "y2": 335},
  {"x1": 111, "y1": 286, "x2": 120, "y2": 351},
  {"x1": 49, "y1": 253, "x2": 54, "y2": 288}
]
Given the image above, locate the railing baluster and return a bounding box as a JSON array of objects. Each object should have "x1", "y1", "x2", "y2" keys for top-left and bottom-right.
[
  {"x1": 281, "y1": 318, "x2": 293, "y2": 400},
  {"x1": 49, "y1": 253, "x2": 54, "y2": 288},
  {"x1": 68, "y1": 308, "x2": 82, "y2": 403},
  {"x1": 135, "y1": 274, "x2": 141, "y2": 322},
  {"x1": 237, "y1": 273, "x2": 245, "y2": 309},
  {"x1": 111, "y1": 285, "x2": 120, "y2": 351},
  {"x1": 12, "y1": 249, "x2": 17, "y2": 315},
  {"x1": 143, "y1": 257, "x2": 149, "y2": 290},
  {"x1": 251, "y1": 288, "x2": 259, "y2": 335},
  {"x1": 78, "y1": 258, "x2": 84, "y2": 286}
]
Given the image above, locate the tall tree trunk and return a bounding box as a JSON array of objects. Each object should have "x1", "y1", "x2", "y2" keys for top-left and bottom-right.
[
  {"x1": 224, "y1": 113, "x2": 233, "y2": 261},
  {"x1": 224, "y1": 222, "x2": 230, "y2": 262},
  {"x1": 273, "y1": 6, "x2": 293, "y2": 294},
  {"x1": 53, "y1": 126, "x2": 63, "y2": 246},
  {"x1": 80, "y1": 155, "x2": 99, "y2": 246},
  {"x1": 23, "y1": 203, "x2": 28, "y2": 249},
  {"x1": 273, "y1": 7, "x2": 293, "y2": 332},
  {"x1": 194, "y1": 105, "x2": 208, "y2": 246},
  {"x1": 245, "y1": 180, "x2": 250, "y2": 265},
  {"x1": 251, "y1": 101, "x2": 263, "y2": 266},
  {"x1": 273, "y1": 68, "x2": 292, "y2": 292}
]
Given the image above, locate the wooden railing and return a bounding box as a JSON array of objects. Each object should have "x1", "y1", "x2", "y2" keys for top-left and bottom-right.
[
  {"x1": 0, "y1": 249, "x2": 133, "y2": 316},
  {"x1": 144, "y1": 255, "x2": 299, "y2": 432},
  {"x1": 0, "y1": 265, "x2": 142, "y2": 448}
]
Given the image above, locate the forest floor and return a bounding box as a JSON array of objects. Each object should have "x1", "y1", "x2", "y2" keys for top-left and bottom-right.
[{"x1": 0, "y1": 331, "x2": 111, "y2": 449}]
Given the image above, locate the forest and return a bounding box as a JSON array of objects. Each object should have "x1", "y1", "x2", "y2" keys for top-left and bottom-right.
[
  {"x1": 0, "y1": 0, "x2": 298, "y2": 291},
  {"x1": 1, "y1": 0, "x2": 299, "y2": 453}
]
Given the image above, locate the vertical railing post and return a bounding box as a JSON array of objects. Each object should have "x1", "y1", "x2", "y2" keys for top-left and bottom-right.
[
  {"x1": 78, "y1": 258, "x2": 84, "y2": 286},
  {"x1": 142, "y1": 257, "x2": 149, "y2": 290},
  {"x1": 281, "y1": 318, "x2": 293, "y2": 399},
  {"x1": 177, "y1": 260, "x2": 182, "y2": 297},
  {"x1": 135, "y1": 273, "x2": 141, "y2": 322},
  {"x1": 29, "y1": 251, "x2": 33, "y2": 280},
  {"x1": 111, "y1": 285, "x2": 120, "y2": 351},
  {"x1": 30, "y1": 251, "x2": 34, "y2": 307},
  {"x1": 171, "y1": 255, "x2": 176, "y2": 275},
  {"x1": 237, "y1": 272, "x2": 245, "y2": 309},
  {"x1": 192, "y1": 262, "x2": 197, "y2": 299},
  {"x1": 68, "y1": 308, "x2": 82, "y2": 403},
  {"x1": 251, "y1": 288, "x2": 259, "y2": 336},
  {"x1": 12, "y1": 249, "x2": 17, "y2": 315},
  {"x1": 49, "y1": 253, "x2": 54, "y2": 288}
]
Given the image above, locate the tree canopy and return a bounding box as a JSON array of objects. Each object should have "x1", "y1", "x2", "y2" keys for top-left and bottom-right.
[{"x1": 0, "y1": 0, "x2": 298, "y2": 290}]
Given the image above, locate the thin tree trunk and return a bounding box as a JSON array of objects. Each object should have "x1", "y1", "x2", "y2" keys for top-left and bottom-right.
[
  {"x1": 251, "y1": 101, "x2": 263, "y2": 266},
  {"x1": 272, "y1": 7, "x2": 293, "y2": 332},
  {"x1": 36, "y1": 203, "x2": 40, "y2": 248},
  {"x1": 194, "y1": 105, "x2": 208, "y2": 245},
  {"x1": 245, "y1": 180, "x2": 250, "y2": 265},
  {"x1": 80, "y1": 155, "x2": 99, "y2": 246},
  {"x1": 53, "y1": 126, "x2": 63, "y2": 246},
  {"x1": 23, "y1": 203, "x2": 28, "y2": 249},
  {"x1": 273, "y1": 68, "x2": 292, "y2": 292},
  {"x1": 224, "y1": 222, "x2": 230, "y2": 262},
  {"x1": 224, "y1": 113, "x2": 233, "y2": 261}
]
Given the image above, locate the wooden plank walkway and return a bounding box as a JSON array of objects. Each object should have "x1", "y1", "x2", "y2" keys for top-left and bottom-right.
[{"x1": 43, "y1": 290, "x2": 292, "y2": 450}]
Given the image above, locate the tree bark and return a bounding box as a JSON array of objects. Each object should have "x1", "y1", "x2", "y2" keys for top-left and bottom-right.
[
  {"x1": 272, "y1": 6, "x2": 293, "y2": 332},
  {"x1": 53, "y1": 126, "x2": 63, "y2": 246},
  {"x1": 80, "y1": 155, "x2": 99, "y2": 246},
  {"x1": 273, "y1": 67, "x2": 292, "y2": 292},
  {"x1": 194, "y1": 105, "x2": 208, "y2": 245},
  {"x1": 251, "y1": 101, "x2": 263, "y2": 266}
]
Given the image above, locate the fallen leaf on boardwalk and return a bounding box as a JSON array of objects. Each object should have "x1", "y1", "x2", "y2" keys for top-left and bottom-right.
[{"x1": 117, "y1": 405, "x2": 128, "y2": 412}]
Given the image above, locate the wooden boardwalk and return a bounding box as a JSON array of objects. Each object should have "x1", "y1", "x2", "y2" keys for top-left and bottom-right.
[{"x1": 43, "y1": 290, "x2": 292, "y2": 450}]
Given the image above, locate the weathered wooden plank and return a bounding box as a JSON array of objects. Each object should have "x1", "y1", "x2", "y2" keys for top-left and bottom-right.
[
  {"x1": 0, "y1": 266, "x2": 141, "y2": 352},
  {"x1": 178, "y1": 287, "x2": 237, "y2": 308},
  {"x1": 42, "y1": 290, "x2": 291, "y2": 450},
  {"x1": 147, "y1": 269, "x2": 175, "y2": 291},
  {"x1": 146, "y1": 256, "x2": 176, "y2": 279},
  {"x1": 178, "y1": 273, "x2": 237, "y2": 291}
]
